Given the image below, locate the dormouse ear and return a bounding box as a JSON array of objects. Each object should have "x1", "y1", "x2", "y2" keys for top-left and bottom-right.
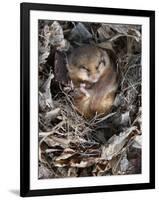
[
  {"x1": 99, "y1": 48, "x2": 118, "y2": 70},
  {"x1": 99, "y1": 49, "x2": 110, "y2": 67}
]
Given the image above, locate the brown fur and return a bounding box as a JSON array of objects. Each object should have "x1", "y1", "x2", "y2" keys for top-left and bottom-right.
[{"x1": 67, "y1": 45, "x2": 118, "y2": 119}]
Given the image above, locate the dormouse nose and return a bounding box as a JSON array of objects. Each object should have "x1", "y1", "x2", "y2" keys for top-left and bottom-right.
[{"x1": 90, "y1": 74, "x2": 99, "y2": 83}]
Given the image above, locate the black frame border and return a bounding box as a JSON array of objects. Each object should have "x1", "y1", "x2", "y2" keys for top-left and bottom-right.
[{"x1": 20, "y1": 2, "x2": 155, "y2": 197}]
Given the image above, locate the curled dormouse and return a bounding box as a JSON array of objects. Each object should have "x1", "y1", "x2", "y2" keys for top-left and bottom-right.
[{"x1": 67, "y1": 45, "x2": 118, "y2": 119}]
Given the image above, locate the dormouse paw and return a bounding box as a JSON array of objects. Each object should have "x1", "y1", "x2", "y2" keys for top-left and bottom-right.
[{"x1": 80, "y1": 83, "x2": 90, "y2": 97}]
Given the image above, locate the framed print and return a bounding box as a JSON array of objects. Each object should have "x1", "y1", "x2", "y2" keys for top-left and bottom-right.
[{"x1": 20, "y1": 2, "x2": 155, "y2": 197}]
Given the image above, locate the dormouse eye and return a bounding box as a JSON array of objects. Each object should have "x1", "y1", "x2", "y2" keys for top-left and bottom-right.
[
  {"x1": 96, "y1": 65, "x2": 99, "y2": 70},
  {"x1": 79, "y1": 65, "x2": 89, "y2": 72}
]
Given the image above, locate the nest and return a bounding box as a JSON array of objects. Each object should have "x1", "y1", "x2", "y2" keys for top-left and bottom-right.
[{"x1": 38, "y1": 20, "x2": 142, "y2": 179}]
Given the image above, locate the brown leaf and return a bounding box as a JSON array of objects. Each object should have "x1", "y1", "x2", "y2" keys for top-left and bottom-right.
[
  {"x1": 49, "y1": 21, "x2": 70, "y2": 51},
  {"x1": 54, "y1": 51, "x2": 69, "y2": 85},
  {"x1": 39, "y1": 163, "x2": 53, "y2": 179},
  {"x1": 92, "y1": 160, "x2": 110, "y2": 176},
  {"x1": 69, "y1": 22, "x2": 92, "y2": 42},
  {"x1": 101, "y1": 126, "x2": 137, "y2": 160}
]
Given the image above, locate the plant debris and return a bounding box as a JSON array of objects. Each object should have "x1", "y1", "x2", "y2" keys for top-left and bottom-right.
[{"x1": 38, "y1": 20, "x2": 142, "y2": 178}]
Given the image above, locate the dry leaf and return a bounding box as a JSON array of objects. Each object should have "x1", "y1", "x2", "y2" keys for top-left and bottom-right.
[
  {"x1": 49, "y1": 21, "x2": 70, "y2": 51},
  {"x1": 69, "y1": 22, "x2": 92, "y2": 42},
  {"x1": 101, "y1": 126, "x2": 137, "y2": 160},
  {"x1": 54, "y1": 51, "x2": 69, "y2": 85}
]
